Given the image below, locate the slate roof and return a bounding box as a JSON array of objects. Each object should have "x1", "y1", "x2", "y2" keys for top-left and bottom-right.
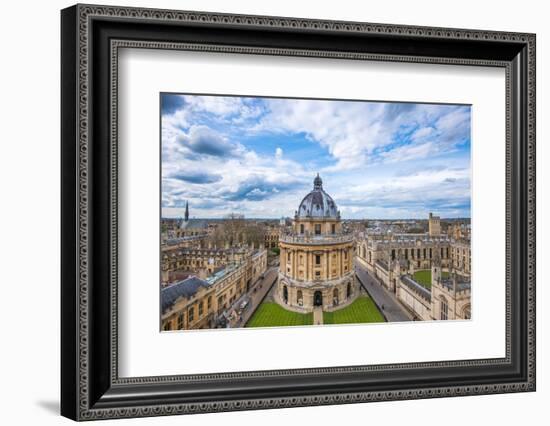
[
  {"x1": 439, "y1": 278, "x2": 471, "y2": 292},
  {"x1": 375, "y1": 259, "x2": 389, "y2": 271},
  {"x1": 161, "y1": 276, "x2": 210, "y2": 312},
  {"x1": 180, "y1": 219, "x2": 209, "y2": 230},
  {"x1": 400, "y1": 276, "x2": 431, "y2": 301},
  {"x1": 297, "y1": 174, "x2": 339, "y2": 219}
]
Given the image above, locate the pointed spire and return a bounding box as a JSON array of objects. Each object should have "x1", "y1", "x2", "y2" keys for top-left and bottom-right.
[{"x1": 184, "y1": 201, "x2": 189, "y2": 222}]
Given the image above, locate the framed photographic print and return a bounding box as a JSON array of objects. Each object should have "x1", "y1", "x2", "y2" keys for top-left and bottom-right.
[{"x1": 61, "y1": 4, "x2": 536, "y2": 421}]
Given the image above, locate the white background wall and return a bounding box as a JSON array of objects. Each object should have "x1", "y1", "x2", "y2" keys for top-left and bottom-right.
[{"x1": 0, "y1": 0, "x2": 547, "y2": 424}]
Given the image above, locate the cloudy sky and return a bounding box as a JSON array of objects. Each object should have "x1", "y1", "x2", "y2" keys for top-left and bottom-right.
[{"x1": 161, "y1": 94, "x2": 471, "y2": 219}]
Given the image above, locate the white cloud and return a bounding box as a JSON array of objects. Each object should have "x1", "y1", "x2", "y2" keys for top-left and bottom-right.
[{"x1": 160, "y1": 94, "x2": 471, "y2": 219}]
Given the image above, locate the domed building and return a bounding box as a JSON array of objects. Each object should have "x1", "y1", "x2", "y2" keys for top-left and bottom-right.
[{"x1": 277, "y1": 174, "x2": 358, "y2": 313}]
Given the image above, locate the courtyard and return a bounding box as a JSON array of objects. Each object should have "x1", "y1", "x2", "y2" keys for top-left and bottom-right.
[
  {"x1": 246, "y1": 302, "x2": 313, "y2": 327},
  {"x1": 323, "y1": 296, "x2": 385, "y2": 324},
  {"x1": 245, "y1": 294, "x2": 385, "y2": 328},
  {"x1": 413, "y1": 269, "x2": 450, "y2": 289}
]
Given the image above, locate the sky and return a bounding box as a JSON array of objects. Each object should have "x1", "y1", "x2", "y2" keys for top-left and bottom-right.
[{"x1": 161, "y1": 94, "x2": 471, "y2": 220}]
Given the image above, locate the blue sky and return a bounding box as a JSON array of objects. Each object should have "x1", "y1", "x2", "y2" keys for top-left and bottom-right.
[{"x1": 161, "y1": 94, "x2": 471, "y2": 219}]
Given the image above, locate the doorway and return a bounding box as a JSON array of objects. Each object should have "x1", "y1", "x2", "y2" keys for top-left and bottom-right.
[{"x1": 314, "y1": 290, "x2": 323, "y2": 307}]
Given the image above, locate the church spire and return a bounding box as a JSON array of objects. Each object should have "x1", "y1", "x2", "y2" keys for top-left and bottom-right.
[{"x1": 184, "y1": 201, "x2": 189, "y2": 222}]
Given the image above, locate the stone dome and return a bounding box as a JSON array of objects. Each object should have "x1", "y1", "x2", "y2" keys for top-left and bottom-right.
[{"x1": 296, "y1": 174, "x2": 339, "y2": 219}]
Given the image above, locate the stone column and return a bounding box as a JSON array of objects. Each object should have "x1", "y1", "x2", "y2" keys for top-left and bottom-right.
[{"x1": 326, "y1": 249, "x2": 330, "y2": 280}]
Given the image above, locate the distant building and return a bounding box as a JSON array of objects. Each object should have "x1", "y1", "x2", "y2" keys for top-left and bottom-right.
[
  {"x1": 264, "y1": 227, "x2": 280, "y2": 249},
  {"x1": 428, "y1": 212, "x2": 441, "y2": 237},
  {"x1": 175, "y1": 202, "x2": 210, "y2": 238}
]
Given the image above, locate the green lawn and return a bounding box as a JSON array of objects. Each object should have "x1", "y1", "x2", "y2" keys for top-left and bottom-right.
[
  {"x1": 246, "y1": 302, "x2": 313, "y2": 328},
  {"x1": 413, "y1": 269, "x2": 450, "y2": 289},
  {"x1": 323, "y1": 296, "x2": 385, "y2": 325}
]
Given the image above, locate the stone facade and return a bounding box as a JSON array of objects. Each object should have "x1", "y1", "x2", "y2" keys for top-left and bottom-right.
[
  {"x1": 277, "y1": 175, "x2": 358, "y2": 313},
  {"x1": 450, "y1": 239, "x2": 471, "y2": 275},
  {"x1": 356, "y1": 213, "x2": 471, "y2": 321},
  {"x1": 395, "y1": 257, "x2": 471, "y2": 321},
  {"x1": 161, "y1": 246, "x2": 259, "y2": 285},
  {"x1": 264, "y1": 227, "x2": 280, "y2": 249},
  {"x1": 430, "y1": 261, "x2": 471, "y2": 320},
  {"x1": 161, "y1": 249, "x2": 267, "y2": 330},
  {"x1": 428, "y1": 212, "x2": 441, "y2": 237},
  {"x1": 356, "y1": 235, "x2": 453, "y2": 288}
]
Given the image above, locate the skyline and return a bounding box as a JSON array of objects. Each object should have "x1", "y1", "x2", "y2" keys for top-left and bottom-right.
[{"x1": 161, "y1": 94, "x2": 471, "y2": 220}]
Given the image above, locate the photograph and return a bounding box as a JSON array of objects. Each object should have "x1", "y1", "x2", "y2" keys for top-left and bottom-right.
[
  {"x1": 57, "y1": 3, "x2": 536, "y2": 420},
  {"x1": 159, "y1": 94, "x2": 472, "y2": 331}
]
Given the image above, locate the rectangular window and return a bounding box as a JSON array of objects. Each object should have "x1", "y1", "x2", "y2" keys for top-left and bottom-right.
[
  {"x1": 423, "y1": 248, "x2": 426, "y2": 258},
  {"x1": 429, "y1": 248, "x2": 432, "y2": 259},
  {"x1": 315, "y1": 254, "x2": 321, "y2": 265},
  {"x1": 300, "y1": 224, "x2": 304, "y2": 234},
  {"x1": 392, "y1": 249, "x2": 396, "y2": 260},
  {"x1": 199, "y1": 302, "x2": 204, "y2": 316},
  {"x1": 314, "y1": 224, "x2": 321, "y2": 235},
  {"x1": 177, "y1": 313, "x2": 184, "y2": 329},
  {"x1": 441, "y1": 300, "x2": 448, "y2": 320},
  {"x1": 188, "y1": 307, "x2": 195, "y2": 322},
  {"x1": 331, "y1": 224, "x2": 336, "y2": 234}
]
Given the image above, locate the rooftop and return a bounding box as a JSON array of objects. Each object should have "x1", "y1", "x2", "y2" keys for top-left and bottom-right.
[
  {"x1": 161, "y1": 276, "x2": 210, "y2": 312},
  {"x1": 400, "y1": 276, "x2": 431, "y2": 301},
  {"x1": 296, "y1": 174, "x2": 340, "y2": 219}
]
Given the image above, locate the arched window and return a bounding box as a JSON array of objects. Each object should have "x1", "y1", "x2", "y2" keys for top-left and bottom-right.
[
  {"x1": 440, "y1": 297, "x2": 448, "y2": 320},
  {"x1": 462, "y1": 304, "x2": 471, "y2": 320},
  {"x1": 283, "y1": 286, "x2": 288, "y2": 303},
  {"x1": 297, "y1": 290, "x2": 303, "y2": 306},
  {"x1": 347, "y1": 282, "x2": 352, "y2": 298}
]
